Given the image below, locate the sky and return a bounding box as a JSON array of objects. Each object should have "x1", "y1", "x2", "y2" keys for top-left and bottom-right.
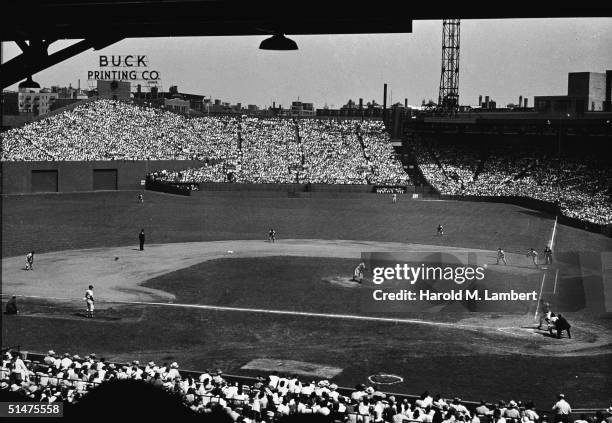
[{"x1": 2, "y1": 18, "x2": 611, "y2": 109}]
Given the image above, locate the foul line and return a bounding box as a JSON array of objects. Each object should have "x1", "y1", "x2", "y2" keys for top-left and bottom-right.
[
  {"x1": 549, "y1": 216, "x2": 558, "y2": 250},
  {"x1": 534, "y1": 272, "x2": 547, "y2": 320},
  {"x1": 553, "y1": 268, "x2": 559, "y2": 294},
  {"x1": 2, "y1": 294, "x2": 497, "y2": 331}
]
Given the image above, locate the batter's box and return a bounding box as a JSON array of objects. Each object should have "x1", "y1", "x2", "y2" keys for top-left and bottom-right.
[
  {"x1": 497, "y1": 326, "x2": 538, "y2": 337},
  {"x1": 241, "y1": 358, "x2": 343, "y2": 379}
]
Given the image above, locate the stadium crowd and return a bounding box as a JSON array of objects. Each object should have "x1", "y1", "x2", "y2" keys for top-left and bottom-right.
[
  {"x1": 1, "y1": 100, "x2": 409, "y2": 186},
  {"x1": 3, "y1": 99, "x2": 608, "y2": 225},
  {"x1": 410, "y1": 138, "x2": 612, "y2": 225},
  {"x1": 2, "y1": 350, "x2": 611, "y2": 423}
]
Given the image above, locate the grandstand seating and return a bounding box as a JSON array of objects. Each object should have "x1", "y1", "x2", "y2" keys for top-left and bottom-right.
[
  {"x1": 2, "y1": 99, "x2": 610, "y2": 226},
  {"x1": 1, "y1": 100, "x2": 409, "y2": 186},
  {"x1": 4, "y1": 349, "x2": 601, "y2": 423},
  {"x1": 409, "y1": 138, "x2": 612, "y2": 225}
]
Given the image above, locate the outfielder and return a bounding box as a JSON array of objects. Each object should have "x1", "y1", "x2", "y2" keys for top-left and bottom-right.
[{"x1": 84, "y1": 285, "x2": 95, "y2": 318}]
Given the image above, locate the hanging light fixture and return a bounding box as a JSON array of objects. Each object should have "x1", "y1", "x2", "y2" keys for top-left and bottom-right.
[
  {"x1": 18, "y1": 76, "x2": 41, "y2": 89},
  {"x1": 259, "y1": 32, "x2": 298, "y2": 51}
]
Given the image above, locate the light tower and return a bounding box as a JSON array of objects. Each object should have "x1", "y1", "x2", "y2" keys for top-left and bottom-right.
[{"x1": 438, "y1": 19, "x2": 460, "y2": 113}]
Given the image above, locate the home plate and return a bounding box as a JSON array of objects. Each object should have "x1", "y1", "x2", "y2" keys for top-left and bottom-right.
[{"x1": 241, "y1": 359, "x2": 343, "y2": 378}]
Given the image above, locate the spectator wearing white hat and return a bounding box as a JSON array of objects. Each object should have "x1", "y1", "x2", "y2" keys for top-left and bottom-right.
[{"x1": 504, "y1": 401, "x2": 521, "y2": 419}]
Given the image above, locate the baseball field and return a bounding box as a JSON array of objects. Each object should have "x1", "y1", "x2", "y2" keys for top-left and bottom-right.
[{"x1": 2, "y1": 191, "x2": 611, "y2": 408}]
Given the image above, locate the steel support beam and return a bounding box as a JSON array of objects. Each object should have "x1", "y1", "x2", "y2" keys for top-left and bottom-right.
[{"x1": 1, "y1": 37, "x2": 123, "y2": 89}]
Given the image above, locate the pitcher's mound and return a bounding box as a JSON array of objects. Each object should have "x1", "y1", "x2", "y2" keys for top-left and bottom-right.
[{"x1": 323, "y1": 276, "x2": 366, "y2": 288}]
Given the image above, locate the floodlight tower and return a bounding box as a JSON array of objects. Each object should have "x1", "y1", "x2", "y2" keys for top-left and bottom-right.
[{"x1": 438, "y1": 19, "x2": 460, "y2": 113}]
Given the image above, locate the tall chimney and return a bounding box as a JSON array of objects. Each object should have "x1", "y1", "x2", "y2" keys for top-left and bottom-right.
[
  {"x1": 405, "y1": 98, "x2": 408, "y2": 108},
  {"x1": 383, "y1": 83, "x2": 388, "y2": 122},
  {"x1": 485, "y1": 95, "x2": 490, "y2": 108},
  {"x1": 519, "y1": 95, "x2": 523, "y2": 108},
  {"x1": 478, "y1": 95, "x2": 482, "y2": 107},
  {"x1": 524, "y1": 97, "x2": 528, "y2": 108},
  {"x1": 359, "y1": 98, "x2": 363, "y2": 110},
  {"x1": 273, "y1": 101, "x2": 275, "y2": 109}
]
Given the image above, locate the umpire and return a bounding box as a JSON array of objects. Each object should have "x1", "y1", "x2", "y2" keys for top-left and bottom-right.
[
  {"x1": 139, "y1": 229, "x2": 145, "y2": 251},
  {"x1": 551, "y1": 314, "x2": 572, "y2": 339}
]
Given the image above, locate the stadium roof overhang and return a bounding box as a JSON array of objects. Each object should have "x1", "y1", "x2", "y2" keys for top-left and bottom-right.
[{"x1": 1, "y1": 1, "x2": 609, "y2": 89}]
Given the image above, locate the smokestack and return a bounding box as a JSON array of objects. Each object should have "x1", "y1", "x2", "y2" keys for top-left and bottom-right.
[
  {"x1": 524, "y1": 98, "x2": 528, "y2": 108},
  {"x1": 273, "y1": 101, "x2": 275, "y2": 109},
  {"x1": 359, "y1": 98, "x2": 363, "y2": 110},
  {"x1": 405, "y1": 98, "x2": 408, "y2": 108},
  {"x1": 606, "y1": 70, "x2": 612, "y2": 112},
  {"x1": 519, "y1": 95, "x2": 523, "y2": 108},
  {"x1": 78, "y1": 79, "x2": 80, "y2": 90},
  {"x1": 478, "y1": 95, "x2": 482, "y2": 107},
  {"x1": 485, "y1": 95, "x2": 490, "y2": 108},
  {"x1": 383, "y1": 83, "x2": 388, "y2": 110},
  {"x1": 383, "y1": 83, "x2": 388, "y2": 121}
]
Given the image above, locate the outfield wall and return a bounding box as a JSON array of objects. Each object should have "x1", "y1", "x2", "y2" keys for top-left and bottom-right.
[
  {"x1": 1, "y1": 161, "x2": 608, "y2": 236},
  {"x1": 0, "y1": 160, "x2": 202, "y2": 194}
]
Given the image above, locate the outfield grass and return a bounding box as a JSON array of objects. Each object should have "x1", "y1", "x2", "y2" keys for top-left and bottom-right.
[{"x1": 4, "y1": 191, "x2": 610, "y2": 259}]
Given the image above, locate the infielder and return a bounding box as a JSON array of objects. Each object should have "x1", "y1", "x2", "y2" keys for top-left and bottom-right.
[
  {"x1": 84, "y1": 285, "x2": 95, "y2": 318},
  {"x1": 268, "y1": 228, "x2": 276, "y2": 243},
  {"x1": 527, "y1": 248, "x2": 539, "y2": 267},
  {"x1": 392, "y1": 193, "x2": 397, "y2": 204},
  {"x1": 25, "y1": 251, "x2": 34, "y2": 271},
  {"x1": 437, "y1": 224, "x2": 444, "y2": 236},
  {"x1": 496, "y1": 248, "x2": 508, "y2": 265},
  {"x1": 544, "y1": 246, "x2": 553, "y2": 265}
]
